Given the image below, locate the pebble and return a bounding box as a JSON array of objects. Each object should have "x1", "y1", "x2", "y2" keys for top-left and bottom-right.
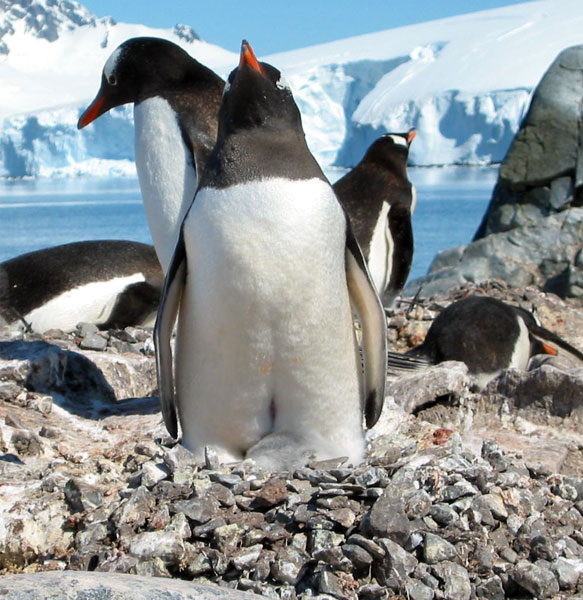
[{"x1": 4, "y1": 295, "x2": 583, "y2": 600}]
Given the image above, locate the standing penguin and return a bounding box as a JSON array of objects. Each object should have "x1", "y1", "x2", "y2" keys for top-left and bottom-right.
[
  {"x1": 387, "y1": 295, "x2": 583, "y2": 388},
  {"x1": 155, "y1": 41, "x2": 387, "y2": 470},
  {"x1": 78, "y1": 37, "x2": 224, "y2": 272},
  {"x1": 0, "y1": 240, "x2": 163, "y2": 333},
  {"x1": 333, "y1": 131, "x2": 416, "y2": 308}
]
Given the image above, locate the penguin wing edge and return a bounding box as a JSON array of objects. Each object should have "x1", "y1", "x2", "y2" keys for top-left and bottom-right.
[
  {"x1": 154, "y1": 233, "x2": 187, "y2": 439},
  {"x1": 345, "y1": 229, "x2": 387, "y2": 428}
]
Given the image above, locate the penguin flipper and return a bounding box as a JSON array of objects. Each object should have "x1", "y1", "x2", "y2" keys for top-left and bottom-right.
[
  {"x1": 154, "y1": 232, "x2": 187, "y2": 439},
  {"x1": 345, "y1": 227, "x2": 387, "y2": 428},
  {"x1": 383, "y1": 203, "x2": 414, "y2": 308}
]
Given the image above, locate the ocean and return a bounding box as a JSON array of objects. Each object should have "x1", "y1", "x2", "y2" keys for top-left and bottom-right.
[{"x1": 0, "y1": 166, "x2": 498, "y2": 280}]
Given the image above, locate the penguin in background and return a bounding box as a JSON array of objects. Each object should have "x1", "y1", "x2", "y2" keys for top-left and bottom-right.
[
  {"x1": 387, "y1": 295, "x2": 583, "y2": 388},
  {"x1": 0, "y1": 240, "x2": 163, "y2": 333},
  {"x1": 333, "y1": 130, "x2": 417, "y2": 308},
  {"x1": 155, "y1": 41, "x2": 387, "y2": 471},
  {"x1": 78, "y1": 37, "x2": 224, "y2": 273}
]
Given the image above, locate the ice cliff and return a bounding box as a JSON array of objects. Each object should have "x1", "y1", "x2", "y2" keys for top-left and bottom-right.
[{"x1": 0, "y1": 0, "x2": 582, "y2": 177}]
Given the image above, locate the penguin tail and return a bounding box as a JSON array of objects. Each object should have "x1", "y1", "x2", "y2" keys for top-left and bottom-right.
[{"x1": 387, "y1": 350, "x2": 433, "y2": 375}]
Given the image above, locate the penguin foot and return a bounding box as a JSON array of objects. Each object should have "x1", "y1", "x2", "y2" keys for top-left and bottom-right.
[{"x1": 245, "y1": 432, "x2": 316, "y2": 472}]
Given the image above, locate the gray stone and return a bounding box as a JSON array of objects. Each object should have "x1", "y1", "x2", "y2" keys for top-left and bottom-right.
[
  {"x1": 231, "y1": 544, "x2": 263, "y2": 571},
  {"x1": 271, "y1": 546, "x2": 312, "y2": 585},
  {"x1": 383, "y1": 361, "x2": 470, "y2": 415},
  {"x1": 376, "y1": 536, "x2": 418, "y2": 582},
  {"x1": 0, "y1": 571, "x2": 262, "y2": 599},
  {"x1": 431, "y1": 561, "x2": 471, "y2": 600},
  {"x1": 64, "y1": 478, "x2": 105, "y2": 513},
  {"x1": 341, "y1": 543, "x2": 373, "y2": 569},
  {"x1": 430, "y1": 504, "x2": 459, "y2": 526},
  {"x1": 475, "y1": 576, "x2": 505, "y2": 600},
  {"x1": 79, "y1": 331, "x2": 108, "y2": 351},
  {"x1": 172, "y1": 495, "x2": 221, "y2": 524},
  {"x1": 128, "y1": 530, "x2": 185, "y2": 565},
  {"x1": 319, "y1": 568, "x2": 358, "y2": 600},
  {"x1": 423, "y1": 533, "x2": 457, "y2": 564},
  {"x1": 551, "y1": 557, "x2": 582, "y2": 590},
  {"x1": 362, "y1": 488, "x2": 411, "y2": 546},
  {"x1": 405, "y1": 578, "x2": 434, "y2": 600},
  {"x1": 510, "y1": 559, "x2": 560, "y2": 598}
]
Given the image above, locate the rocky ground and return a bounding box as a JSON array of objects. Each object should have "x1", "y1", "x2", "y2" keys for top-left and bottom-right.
[{"x1": 2, "y1": 280, "x2": 583, "y2": 599}]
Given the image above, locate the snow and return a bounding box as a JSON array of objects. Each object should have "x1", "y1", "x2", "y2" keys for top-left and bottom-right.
[{"x1": 0, "y1": 0, "x2": 582, "y2": 177}]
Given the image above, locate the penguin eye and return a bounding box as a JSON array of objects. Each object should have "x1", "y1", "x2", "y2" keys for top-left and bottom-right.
[{"x1": 108, "y1": 75, "x2": 117, "y2": 86}]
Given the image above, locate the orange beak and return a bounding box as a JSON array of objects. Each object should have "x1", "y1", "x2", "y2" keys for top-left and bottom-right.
[
  {"x1": 407, "y1": 129, "x2": 417, "y2": 145},
  {"x1": 78, "y1": 95, "x2": 106, "y2": 129},
  {"x1": 239, "y1": 40, "x2": 265, "y2": 75},
  {"x1": 541, "y1": 342, "x2": 558, "y2": 356}
]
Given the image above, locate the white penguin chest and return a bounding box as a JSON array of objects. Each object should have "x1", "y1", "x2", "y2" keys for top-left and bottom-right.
[
  {"x1": 367, "y1": 201, "x2": 392, "y2": 294},
  {"x1": 186, "y1": 177, "x2": 346, "y2": 288},
  {"x1": 134, "y1": 97, "x2": 197, "y2": 272}
]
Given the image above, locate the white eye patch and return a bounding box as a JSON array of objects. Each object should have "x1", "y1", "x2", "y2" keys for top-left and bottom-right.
[
  {"x1": 276, "y1": 74, "x2": 291, "y2": 91},
  {"x1": 104, "y1": 46, "x2": 122, "y2": 83},
  {"x1": 386, "y1": 134, "x2": 408, "y2": 148}
]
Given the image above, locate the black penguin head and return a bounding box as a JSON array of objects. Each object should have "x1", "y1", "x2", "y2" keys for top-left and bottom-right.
[
  {"x1": 218, "y1": 40, "x2": 302, "y2": 138},
  {"x1": 364, "y1": 129, "x2": 416, "y2": 165},
  {"x1": 78, "y1": 37, "x2": 214, "y2": 128}
]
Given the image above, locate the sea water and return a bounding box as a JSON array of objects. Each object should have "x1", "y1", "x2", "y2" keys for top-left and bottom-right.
[{"x1": 0, "y1": 166, "x2": 498, "y2": 280}]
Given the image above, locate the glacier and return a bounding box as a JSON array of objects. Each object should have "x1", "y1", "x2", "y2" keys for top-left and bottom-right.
[{"x1": 0, "y1": 0, "x2": 582, "y2": 177}]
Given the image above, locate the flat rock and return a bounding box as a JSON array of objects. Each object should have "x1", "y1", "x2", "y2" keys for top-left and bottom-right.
[{"x1": 0, "y1": 571, "x2": 264, "y2": 599}]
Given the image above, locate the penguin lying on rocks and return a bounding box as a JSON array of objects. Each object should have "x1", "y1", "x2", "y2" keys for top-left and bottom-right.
[
  {"x1": 334, "y1": 130, "x2": 416, "y2": 308},
  {"x1": 387, "y1": 295, "x2": 583, "y2": 388},
  {"x1": 0, "y1": 240, "x2": 163, "y2": 333},
  {"x1": 155, "y1": 41, "x2": 387, "y2": 471}
]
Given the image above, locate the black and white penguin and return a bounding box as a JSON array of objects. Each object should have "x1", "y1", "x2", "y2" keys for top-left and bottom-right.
[
  {"x1": 78, "y1": 37, "x2": 224, "y2": 272},
  {"x1": 387, "y1": 295, "x2": 583, "y2": 388},
  {"x1": 0, "y1": 240, "x2": 163, "y2": 333},
  {"x1": 155, "y1": 41, "x2": 387, "y2": 470},
  {"x1": 333, "y1": 130, "x2": 416, "y2": 308}
]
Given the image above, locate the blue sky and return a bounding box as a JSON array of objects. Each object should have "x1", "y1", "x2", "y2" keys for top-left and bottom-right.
[{"x1": 81, "y1": 0, "x2": 533, "y2": 55}]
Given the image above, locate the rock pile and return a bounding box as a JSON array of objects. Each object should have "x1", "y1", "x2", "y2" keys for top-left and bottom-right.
[{"x1": 2, "y1": 281, "x2": 583, "y2": 598}]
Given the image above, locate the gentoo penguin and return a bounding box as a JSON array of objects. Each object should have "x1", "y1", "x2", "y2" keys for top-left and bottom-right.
[
  {"x1": 155, "y1": 41, "x2": 387, "y2": 470},
  {"x1": 387, "y1": 295, "x2": 583, "y2": 388},
  {"x1": 0, "y1": 241, "x2": 163, "y2": 333},
  {"x1": 77, "y1": 37, "x2": 224, "y2": 272},
  {"x1": 333, "y1": 130, "x2": 417, "y2": 308}
]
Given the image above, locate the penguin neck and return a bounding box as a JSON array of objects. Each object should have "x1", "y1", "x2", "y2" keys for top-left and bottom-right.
[
  {"x1": 134, "y1": 96, "x2": 198, "y2": 273},
  {"x1": 202, "y1": 128, "x2": 326, "y2": 189},
  {"x1": 162, "y1": 82, "x2": 222, "y2": 174}
]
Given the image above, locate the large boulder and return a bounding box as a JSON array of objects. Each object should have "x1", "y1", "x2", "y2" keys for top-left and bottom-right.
[
  {"x1": 475, "y1": 44, "x2": 583, "y2": 238},
  {"x1": 407, "y1": 45, "x2": 583, "y2": 300}
]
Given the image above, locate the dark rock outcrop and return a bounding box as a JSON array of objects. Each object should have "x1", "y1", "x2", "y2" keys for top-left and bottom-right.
[
  {"x1": 475, "y1": 44, "x2": 583, "y2": 238},
  {"x1": 407, "y1": 45, "x2": 583, "y2": 301}
]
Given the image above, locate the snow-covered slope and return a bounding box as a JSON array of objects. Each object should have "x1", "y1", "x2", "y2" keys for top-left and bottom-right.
[
  {"x1": 267, "y1": 0, "x2": 583, "y2": 167},
  {"x1": 0, "y1": 0, "x2": 581, "y2": 177},
  {"x1": 0, "y1": 0, "x2": 236, "y2": 177}
]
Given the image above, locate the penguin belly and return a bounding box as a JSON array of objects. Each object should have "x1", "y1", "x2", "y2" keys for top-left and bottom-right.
[
  {"x1": 134, "y1": 97, "x2": 197, "y2": 272},
  {"x1": 19, "y1": 273, "x2": 147, "y2": 333},
  {"x1": 366, "y1": 201, "x2": 392, "y2": 295},
  {"x1": 175, "y1": 177, "x2": 365, "y2": 466}
]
